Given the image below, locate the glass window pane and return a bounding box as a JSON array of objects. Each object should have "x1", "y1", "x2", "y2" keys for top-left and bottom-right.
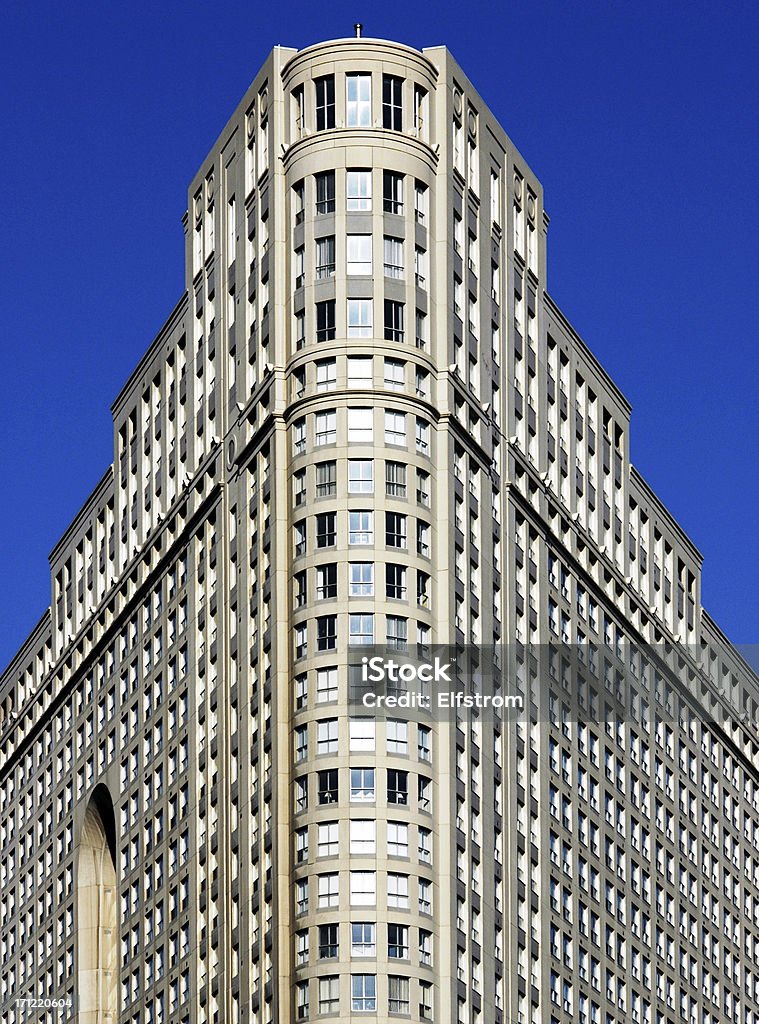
[{"x1": 347, "y1": 169, "x2": 372, "y2": 210}]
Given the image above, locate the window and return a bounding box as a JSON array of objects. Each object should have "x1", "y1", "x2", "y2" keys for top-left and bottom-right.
[
  {"x1": 388, "y1": 924, "x2": 409, "y2": 959},
  {"x1": 315, "y1": 411, "x2": 336, "y2": 445},
  {"x1": 315, "y1": 76, "x2": 336, "y2": 130},
  {"x1": 316, "y1": 511, "x2": 336, "y2": 547},
  {"x1": 315, "y1": 359, "x2": 337, "y2": 392},
  {"x1": 347, "y1": 235, "x2": 372, "y2": 275},
  {"x1": 295, "y1": 673, "x2": 308, "y2": 709},
  {"x1": 414, "y1": 246, "x2": 427, "y2": 287},
  {"x1": 293, "y1": 470, "x2": 306, "y2": 507},
  {"x1": 351, "y1": 922, "x2": 376, "y2": 956},
  {"x1": 295, "y1": 776, "x2": 308, "y2": 812},
  {"x1": 296, "y1": 877, "x2": 309, "y2": 914},
  {"x1": 350, "y1": 614, "x2": 374, "y2": 646},
  {"x1": 294, "y1": 522, "x2": 306, "y2": 558},
  {"x1": 352, "y1": 975, "x2": 377, "y2": 1012},
  {"x1": 348, "y1": 408, "x2": 373, "y2": 442},
  {"x1": 383, "y1": 171, "x2": 404, "y2": 214},
  {"x1": 316, "y1": 235, "x2": 335, "y2": 278},
  {"x1": 294, "y1": 570, "x2": 307, "y2": 609},
  {"x1": 382, "y1": 75, "x2": 403, "y2": 129},
  {"x1": 387, "y1": 769, "x2": 408, "y2": 805},
  {"x1": 387, "y1": 976, "x2": 410, "y2": 1015},
  {"x1": 385, "y1": 461, "x2": 407, "y2": 497},
  {"x1": 316, "y1": 615, "x2": 337, "y2": 651},
  {"x1": 386, "y1": 512, "x2": 407, "y2": 548},
  {"x1": 349, "y1": 460, "x2": 374, "y2": 493},
  {"x1": 351, "y1": 768, "x2": 375, "y2": 802},
  {"x1": 295, "y1": 724, "x2": 308, "y2": 761},
  {"x1": 418, "y1": 775, "x2": 432, "y2": 811},
  {"x1": 347, "y1": 169, "x2": 372, "y2": 210},
  {"x1": 293, "y1": 418, "x2": 306, "y2": 455},
  {"x1": 467, "y1": 295, "x2": 478, "y2": 342},
  {"x1": 386, "y1": 564, "x2": 407, "y2": 600},
  {"x1": 346, "y1": 73, "x2": 371, "y2": 126},
  {"x1": 317, "y1": 921, "x2": 338, "y2": 958},
  {"x1": 350, "y1": 565, "x2": 372, "y2": 598},
  {"x1": 418, "y1": 826, "x2": 432, "y2": 863},
  {"x1": 490, "y1": 168, "x2": 501, "y2": 225},
  {"x1": 387, "y1": 615, "x2": 407, "y2": 649},
  {"x1": 384, "y1": 300, "x2": 404, "y2": 342},
  {"x1": 419, "y1": 982, "x2": 433, "y2": 1019},
  {"x1": 316, "y1": 564, "x2": 337, "y2": 600},
  {"x1": 349, "y1": 511, "x2": 373, "y2": 545},
  {"x1": 417, "y1": 521, "x2": 430, "y2": 557},
  {"x1": 293, "y1": 180, "x2": 305, "y2": 224},
  {"x1": 415, "y1": 418, "x2": 430, "y2": 454},
  {"x1": 294, "y1": 245, "x2": 305, "y2": 288},
  {"x1": 416, "y1": 469, "x2": 430, "y2": 506},
  {"x1": 295, "y1": 310, "x2": 306, "y2": 350},
  {"x1": 296, "y1": 980, "x2": 308, "y2": 1020},
  {"x1": 384, "y1": 359, "x2": 405, "y2": 391},
  {"x1": 348, "y1": 356, "x2": 373, "y2": 388},
  {"x1": 316, "y1": 299, "x2": 336, "y2": 341},
  {"x1": 468, "y1": 134, "x2": 478, "y2": 193},
  {"x1": 419, "y1": 877, "x2": 432, "y2": 914},
  {"x1": 295, "y1": 826, "x2": 308, "y2": 863},
  {"x1": 350, "y1": 871, "x2": 376, "y2": 906},
  {"x1": 387, "y1": 720, "x2": 408, "y2": 754},
  {"x1": 316, "y1": 667, "x2": 338, "y2": 703},
  {"x1": 387, "y1": 822, "x2": 409, "y2": 857},
  {"x1": 290, "y1": 364, "x2": 307, "y2": 399},
  {"x1": 384, "y1": 236, "x2": 404, "y2": 278},
  {"x1": 317, "y1": 718, "x2": 338, "y2": 753},
  {"x1": 350, "y1": 718, "x2": 376, "y2": 751},
  {"x1": 527, "y1": 214, "x2": 537, "y2": 273},
  {"x1": 453, "y1": 275, "x2": 462, "y2": 317},
  {"x1": 318, "y1": 976, "x2": 339, "y2": 1014},
  {"x1": 491, "y1": 260, "x2": 501, "y2": 304},
  {"x1": 318, "y1": 821, "x2": 339, "y2": 856},
  {"x1": 417, "y1": 571, "x2": 430, "y2": 607},
  {"x1": 388, "y1": 873, "x2": 409, "y2": 908},
  {"x1": 415, "y1": 309, "x2": 427, "y2": 349},
  {"x1": 414, "y1": 180, "x2": 428, "y2": 223},
  {"x1": 315, "y1": 170, "x2": 336, "y2": 216},
  {"x1": 315, "y1": 461, "x2": 336, "y2": 497},
  {"x1": 384, "y1": 411, "x2": 406, "y2": 446},
  {"x1": 318, "y1": 873, "x2": 339, "y2": 908},
  {"x1": 348, "y1": 299, "x2": 373, "y2": 337},
  {"x1": 406, "y1": 929, "x2": 428, "y2": 971},
  {"x1": 350, "y1": 820, "x2": 376, "y2": 855}
]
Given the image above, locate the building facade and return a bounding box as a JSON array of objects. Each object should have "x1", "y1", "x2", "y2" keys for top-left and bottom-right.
[{"x1": 2, "y1": 30, "x2": 759, "y2": 1024}]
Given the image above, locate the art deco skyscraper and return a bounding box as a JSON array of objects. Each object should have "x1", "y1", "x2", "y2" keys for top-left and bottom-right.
[{"x1": 2, "y1": 30, "x2": 759, "y2": 1024}]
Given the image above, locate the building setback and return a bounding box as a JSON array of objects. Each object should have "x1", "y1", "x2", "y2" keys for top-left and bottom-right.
[{"x1": 1, "y1": 30, "x2": 759, "y2": 1024}]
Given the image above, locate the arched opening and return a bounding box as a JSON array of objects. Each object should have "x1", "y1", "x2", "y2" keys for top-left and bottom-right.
[{"x1": 76, "y1": 784, "x2": 118, "y2": 1023}]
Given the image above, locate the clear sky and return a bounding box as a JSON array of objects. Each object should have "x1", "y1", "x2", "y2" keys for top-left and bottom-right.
[{"x1": 1, "y1": 0, "x2": 758, "y2": 670}]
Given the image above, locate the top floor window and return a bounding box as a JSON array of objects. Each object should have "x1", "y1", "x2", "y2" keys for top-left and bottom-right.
[
  {"x1": 292, "y1": 86, "x2": 305, "y2": 139},
  {"x1": 315, "y1": 76, "x2": 336, "y2": 130},
  {"x1": 490, "y1": 169, "x2": 501, "y2": 226},
  {"x1": 383, "y1": 75, "x2": 403, "y2": 130},
  {"x1": 413, "y1": 85, "x2": 428, "y2": 139},
  {"x1": 347, "y1": 74, "x2": 371, "y2": 127}
]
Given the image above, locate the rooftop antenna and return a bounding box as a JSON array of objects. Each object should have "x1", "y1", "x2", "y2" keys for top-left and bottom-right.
[{"x1": 354, "y1": 23, "x2": 363, "y2": 37}]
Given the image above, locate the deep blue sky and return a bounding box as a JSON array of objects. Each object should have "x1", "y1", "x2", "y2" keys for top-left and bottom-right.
[{"x1": 1, "y1": 0, "x2": 758, "y2": 670}]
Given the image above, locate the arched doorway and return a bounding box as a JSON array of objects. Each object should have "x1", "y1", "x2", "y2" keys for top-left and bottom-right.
[{"x1": 76, "y1": 784, "x2": 118, "y2": 1023}]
